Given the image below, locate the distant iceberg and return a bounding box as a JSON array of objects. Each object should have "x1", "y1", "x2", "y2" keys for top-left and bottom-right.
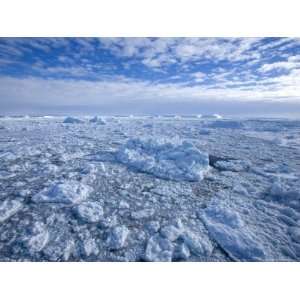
[
  {"x1": 201, "y1": 114, "x2": 223, "y2": 119},
  {"x1": 63, "y1": 116, "x2": 83, "y2": 124},
  {"x1": 89, "y1": 116, "x2": 106, "y2": 125}
]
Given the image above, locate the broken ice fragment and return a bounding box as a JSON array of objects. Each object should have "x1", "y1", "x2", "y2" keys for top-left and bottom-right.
[
  {"x1": 131, "y1": 208, "x2": 155, "y2": 220},
  {"x1": 160, "y1": 219, "x2": 184, "y2": 241},
  {"x1": 32, "y1": 180, "x2": 92, "y2": 204},
  {"x1": 27, "y1": 222, "x2": 49, "y2": 253},
  {"x1": 106, "y1": 225, "x2": 129, "y2": 250},
  {"x1": 0, "y1": 199, "x2": 23, "y2": 223},
  {"x1": 174, "y1": 243, "x2": 190, "y2": 260},
  {"x1": 77, "y1": 201, "x2": 104, "y2": 223},
  {"x1": 145, "y1": 234, "x2": 174, "y2": 262},
  {"x1": 181, "y1": 230, "x2": 214, "y2": 257},
  {"x1": 202, "y1": 203, "x2": 266, "y2": 261},
  {"x1": 116, "y1": 138, "x2": 209, "y2": 181}
]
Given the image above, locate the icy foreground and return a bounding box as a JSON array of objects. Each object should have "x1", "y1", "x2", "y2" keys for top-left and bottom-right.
[{"x1": 0, "y1": 116, "x2": 300, "y2": 261}]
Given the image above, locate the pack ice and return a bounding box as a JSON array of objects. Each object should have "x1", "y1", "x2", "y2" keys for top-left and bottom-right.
[
  {"x1": 1, "y1": 116, "x2": 300, "y2": 262},
  {"x1": 32, "y1": 181, "x2": 92, "y2": 204},
  {"x1": 116, "y1": 138, "x2": 209, "y2": 181}
]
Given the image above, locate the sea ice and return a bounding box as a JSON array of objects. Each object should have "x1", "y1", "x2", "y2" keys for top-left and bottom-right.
[
  {"x1": 208, "y1": 120, "x2": 244, "y2": 129},
  {"x1": 106, "y1": 225, "x2": 129, "y2": 250},
  {"x1": 202, "y1": 201, "x2": 266, "y2": 261},
  {"x1": 174, "y1": 243, "x2": 190, "y2": 260},
  {"x1": 160, "y1": 219, "x2": 184, "y2": 241},
  {"x1": 116, "y1": 138, "x2": 210, "y2": 181},
  {"x1": 32, "y1": 180, "x2": 92, "y2": 204},
  {"x1": 181, "y1": 229, "x2": 214, "y2": 257},
  {"x1": 145, "y1": 234, "x2": 174, "y2": 262},
  {"x1": 0, "y1": 199, "x2": 23, "y2": 223},
  {"x1": 83, "y1": 238, "x2": 99, "y2": 256},
  {"x1": 77, "y1": 201, "x2": 104, "y2": 223},
  {"x1": 131, "y1": 208, "x2": 155, "y2": 220},
  {"x1": 214, "y1": 160, "x2": 249, "y2": 172},
  {"x1": 27, "y1": 222, "x2": 49, "y2": 253}
]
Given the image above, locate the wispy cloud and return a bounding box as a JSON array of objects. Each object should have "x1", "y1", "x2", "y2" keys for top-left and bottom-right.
[{"x1": 0, "y1": 37, "x2": 300, "y2": 115}]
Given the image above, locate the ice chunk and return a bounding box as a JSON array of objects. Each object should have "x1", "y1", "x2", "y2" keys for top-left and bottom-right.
[
  {"x1": 116, "y1": 138, "x2": 209, "y2": 181},
  {"x1": 174, "y1": 243, "x2": 190, "y2": 260},
  {"x1": 89, "y1": 116, "x2": 106, "y2": 125},
  {"x1": 145, "y1": 221, "x2": 160, "y2": 234},
  {"x1": 181, "y1": 230, "x2": 214, "y2": 257},
  {"x1": 63, "y1": 116, "x2": 83, "y2": 124},
  {"x1": 27, "y1": 222, "x2": 49, "y2": 253},
  {"x1": 0, "y1": 170, "x2": 15, "y2": 179},
  {"x1": 145, "y1": 234, "x2": 174, "y2": 262},
  {"x1": 83, "y1": 238, "x2": 99, "y2": 256},
  {"x1": 160, "y1": 219, "x2": 184, "y2": 241},
  {"x1": 119, "y1": 200, "x2": 130, "y2": 209},
  {"x1": 32, "y1": 181, "x2": 92, "y2": 204},
  {"x1": 0, "y1": 199, "x2": 23, "y2": 223},
  {"x1": 0, "y1": 151, "x2": 18, "y2": 161},
  {"x1": 289, "y1": 227, "x2": 300, "y2": 243},
  {"x1": 202, "y1": 203, "x2": 266, "y2": 261},
  {"x1": 77, "y1": 201, "x2": 104, "y2": 223},
  {"x1": 106, "y1": 225, "x2": 129, "y2": 250},
  {"x1": 131, "y1": 208, "x2": 155, "y2": 220}
]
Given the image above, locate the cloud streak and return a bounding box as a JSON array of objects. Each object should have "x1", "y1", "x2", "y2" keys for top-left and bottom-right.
[{"x1": 0, "y1": 37, "x2": 300, "y2": 115}]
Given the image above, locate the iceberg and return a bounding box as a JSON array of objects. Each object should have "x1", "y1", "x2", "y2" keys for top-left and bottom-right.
[
  {"x1": 89, "y1": 116, "x2": 106, "y2": 125},
  {"x1": 63, "y1": 116, "x2": 83, "y2": 124}
]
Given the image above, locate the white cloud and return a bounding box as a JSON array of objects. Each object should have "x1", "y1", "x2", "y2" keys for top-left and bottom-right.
[
  {"x1": 259, "y1": 60, "x2": 300, "y2": 72},
  {"x1": 98, "y1": 38, "x2": 265, "y2": 69},
  {"x1": 1, "y1": 71, "x2": 300, "y2": 113},
  {"x1": 192, "y1": 71, "x2": 206, "y2": 82}
]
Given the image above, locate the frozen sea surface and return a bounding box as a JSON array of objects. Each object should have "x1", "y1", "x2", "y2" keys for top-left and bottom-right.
[{"x1": 0, "y1": 116, "x2": 300, "y2": 261}]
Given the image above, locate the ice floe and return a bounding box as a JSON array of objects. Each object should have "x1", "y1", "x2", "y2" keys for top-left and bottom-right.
[
  {"x1": 201, "y1": 200, "x2": 266, "y2": 261},
  {"x1": 116, "y1": 138, "x2": 210, "y2": 181},
  {"x1": 76, "y1": 201, "x2": 104, "y2": 223},
  {"x1": 32, "y1": 181, "x2": 92, "y2": 204},
  {"x1": 106, "y1": 225, "x2": 129, "y2": 250},
  {"x1": 145, "y1": 234, "x2": 174, "y2": 262},
  {"x1": 0, "y1": 199, "x2": 23, "y2": 223}
]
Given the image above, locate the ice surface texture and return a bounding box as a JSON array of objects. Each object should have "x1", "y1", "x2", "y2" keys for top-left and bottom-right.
[
  {"x1": 0, "y1": 116, "x2": 300, "y2": 262},
  {"x1": 116, "y1": 138, "x2": 209, "y2": 181},
  {"x1": 202, "y1": 200, "x2": 266, "y2": 261},
  {"x1": 32, "y1": 181, "x2": 92, "y2": 204}
]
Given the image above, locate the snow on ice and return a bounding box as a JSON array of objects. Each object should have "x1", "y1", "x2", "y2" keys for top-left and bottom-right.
[
  {"x1": 116, "y1": 138, "x2": 210, "y2": 181},
  {"x1": 77, "y1": 201, "x2": 104, "y2": 223},
  {"x1": 32, "y1": 181, "x2": 92, "y2": 204},
  {"x1": 0, "y1": 199, "x2": 23, "y2": 223},
  {"x1": 106, "y1": 225, "x2": 129, "y2": 250}
]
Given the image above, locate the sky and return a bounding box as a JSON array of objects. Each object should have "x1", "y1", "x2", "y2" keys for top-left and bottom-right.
[{"x1": 0, "y1": 37, "x2": 300, "y2": 116}]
